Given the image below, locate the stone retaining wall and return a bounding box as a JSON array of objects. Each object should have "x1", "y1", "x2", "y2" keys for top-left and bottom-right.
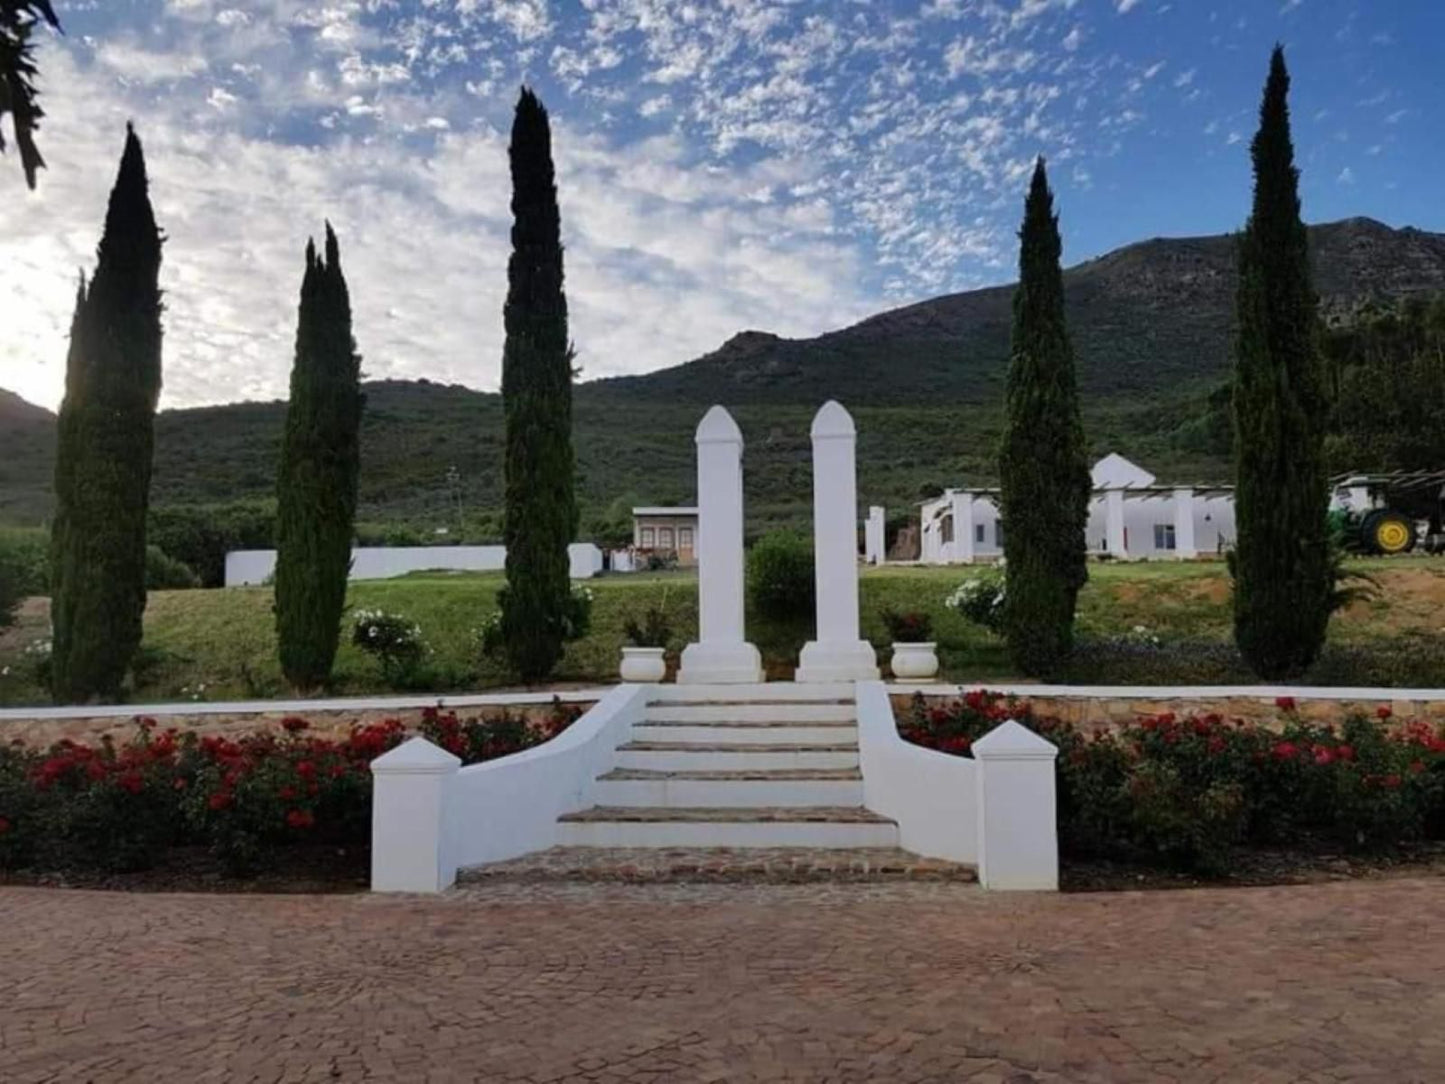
[
  {"x1": 1, "y1": 701, "x2": 599, "y2": 749},
  {"x1": 891, "y1": 691, "x2": 1445, "y2": 730}
]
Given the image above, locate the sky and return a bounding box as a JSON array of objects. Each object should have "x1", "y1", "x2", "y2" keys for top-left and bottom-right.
[{"x1": 1, "y1": 0, "x2": 1441, "y2": 412}]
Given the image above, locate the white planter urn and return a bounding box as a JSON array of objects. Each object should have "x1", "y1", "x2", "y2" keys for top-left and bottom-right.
[
  {"x1": 619, "y1": 646, "x2": 667, "y2": 683},
  {"x1": 890, "y1": 642, "x2": 939, "y2": 682}
]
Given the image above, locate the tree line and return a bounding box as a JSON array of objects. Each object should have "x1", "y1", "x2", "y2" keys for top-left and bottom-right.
[
  {"x1": 1001, "y1": 45, "x2": 1337, "y2": 682},
  {"x1": 44, "y1": 89, "x2": 576, "y2": 700}
]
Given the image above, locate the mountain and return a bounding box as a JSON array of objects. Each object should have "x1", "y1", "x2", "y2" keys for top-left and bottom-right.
[
  {"x1": 0, "y1": 389, "x2": 56, "y2": 524},
  {"x1": 2, "y1": 217, "x2": 1443, "y2": 533},
  {"x1": 588, "y1": 217, "x2": 1445, "y2": 406}
]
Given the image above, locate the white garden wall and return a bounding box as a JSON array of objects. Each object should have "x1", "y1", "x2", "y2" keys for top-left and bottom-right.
[
  {"x1": 371, "y1": 683, "x2": 650, "y2": 891},
  {"x1": 857, "y1": 680, "x2": 980, "y2": 864},
  {"x1": 224, "y1": 542, "x2": 603, "y2": 586},
  {"x1": 857, "y1": 680, "x2": 1059, "y2": 888}
]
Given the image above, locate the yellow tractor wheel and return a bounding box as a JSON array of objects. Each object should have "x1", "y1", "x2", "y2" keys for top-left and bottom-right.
[{"x1": 1366, "y1": 511, "x2": 1416, "y2": 555}]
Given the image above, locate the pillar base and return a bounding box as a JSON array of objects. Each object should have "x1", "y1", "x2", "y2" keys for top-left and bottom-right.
[
  {"x1": 678, "y1": 641, "x2": 764, "y2": 685},
  {"x1": 794, "y1": 640, "x2": 880, "y2": 683}
]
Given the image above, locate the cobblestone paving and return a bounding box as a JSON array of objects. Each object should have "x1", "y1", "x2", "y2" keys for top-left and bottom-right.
[{"x1": 3, "y1": 877, "x2": 1445, "y2": 1082}]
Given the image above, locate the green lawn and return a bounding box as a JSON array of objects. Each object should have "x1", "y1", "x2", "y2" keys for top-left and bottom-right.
[{"x1": 3, "y1": 557, "x2": 1444, "y2": 707}]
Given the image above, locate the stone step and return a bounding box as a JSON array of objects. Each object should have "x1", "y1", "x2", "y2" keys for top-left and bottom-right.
[
  {"x1": 631, "y1": 722, "x2": 857, "y2": 746},
  {"x1": 595, "y1": 765, "x2": 864, "y2": 807},
  {"x1": 556, "y1": 806, "x2": 898, "y2": 848},
  {"x1": 457, "y1": 847, "x2": 977, "y2": 885},
  {"x1": 644, "y1": 702, "x2": 856, "y2": 724},
  {"x1": 615, "y1": 742, "x2": 859, "y2": 773},
  {"x1": 649, "y1": 683, "x2": 855, "y2": 703}
]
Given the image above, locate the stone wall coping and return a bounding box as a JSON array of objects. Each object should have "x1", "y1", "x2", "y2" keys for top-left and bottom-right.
[
  {"x1": 0, "y1": 687, "x2": 612, "y2": 724},
  {"x1": 890, "y1": 682, "x2": 1445, "y2": 701}
]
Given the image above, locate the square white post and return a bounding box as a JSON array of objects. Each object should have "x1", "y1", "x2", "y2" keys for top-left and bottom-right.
[
  {"x1": 952, "y1": 490, "x2": 975, "y2": 563},
  {"x1": 973, "y1": 720, "x2": 1059, "y2": 891},
  {"x1": 1105, "y1": 488, "x2": 1127, "y2": 559},
  {"x1": 865, "y1": 506, "x2": 886, "y2": 565},
  {"x1": 796, "y1": 401, "x2": 880, "y2": 683},
  {"x1": 370, "y1": 737, "x2": 460, "y2": 893},
  {"x1": 1173, "y1": 487, "x2": 1197, "y2": 558},
  {"x1": 679, "y1": 405, "x2": 763, "y2": 684}
]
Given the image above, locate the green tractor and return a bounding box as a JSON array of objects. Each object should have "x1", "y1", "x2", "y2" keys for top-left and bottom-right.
[{"x1": 1329, "y1": 472, "x2": 1445, "y2": 556}]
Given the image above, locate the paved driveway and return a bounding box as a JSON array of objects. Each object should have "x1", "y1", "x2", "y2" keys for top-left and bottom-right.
[{"x1": 3, "y1": 877, "x2": 1443, "y2": 1083}]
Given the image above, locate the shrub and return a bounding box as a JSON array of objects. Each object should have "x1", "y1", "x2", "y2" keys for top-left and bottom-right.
[
  {"x1": 1, "y1": 705, "x2": 583, "y2": 876},
  {"x1": 351, "y1": 608, "x2": 428, "y2": 684},
  {"x1": 879, "y1": 607, "x2": 933, "y2": 643},
  {"x1": 944, "y1": 573, "x2": 1006, "y2": 633},
  {"x1": 643, "y1": 550, "x2": 678, "y2": 573},
  {"x1": 902, "y1": 691, "x2": 1445, "y2": 875},
  {"x1": 147, "y1": 501, "x2": 276, "y2": 588},
  {"x1": 0, "y1": 547, "x2": 25, "y2": 631},
  {"x1": 0, "y1": 526, "x2": 49, "y2": 600},
  {"x1": 145, "y1": 545, "x2": 201, "y2": 590},
  {"x1": 623, "y1": 605, "x2": 674, "y2": 648},
  {"x1": 747, "y1": 530, "x2": 815, "y2": 623}
]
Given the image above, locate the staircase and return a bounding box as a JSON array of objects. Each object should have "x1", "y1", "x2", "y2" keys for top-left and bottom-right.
[{"x1": 557, "y1": 683, "x2": 899, "y2": 849}]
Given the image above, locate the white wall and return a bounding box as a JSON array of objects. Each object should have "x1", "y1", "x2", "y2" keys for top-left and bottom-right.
[
  {"x1": 444, "y1": 683, "x2": 649, "y2": 870},
  {"x1": 856, "y1": 680, "x2": 979, "y2": 864},
  {"x1": 224, "y1": 543, "x2": 603, "y2": 586}
]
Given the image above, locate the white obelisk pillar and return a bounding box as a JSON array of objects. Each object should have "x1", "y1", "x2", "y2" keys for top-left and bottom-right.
[
  {"x1": 796, "y1": 401, "x2": 880, "y2": 683},
  {"x1": 678, "y1": 406, "x2": 763, "y2": 685}
]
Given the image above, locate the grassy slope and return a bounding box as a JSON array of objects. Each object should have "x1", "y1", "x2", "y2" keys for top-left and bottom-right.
[{"x1": 3, "y1": 557, "x2": 1443, "y2": 708}]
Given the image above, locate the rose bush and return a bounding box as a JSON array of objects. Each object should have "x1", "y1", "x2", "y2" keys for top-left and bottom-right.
[
  {"x1": 902, "y1": 691, "x2": 1445, "y2": 875},
  {"x1": 0, "y1": 699, "x2": 581, "y2": 876}
]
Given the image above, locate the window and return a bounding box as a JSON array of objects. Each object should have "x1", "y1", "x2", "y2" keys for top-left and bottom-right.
[
  {"x1": 679, "y1": 528, "x2": 694, "y2": 551},
  {"x1": 659, "y1": 527, "x2": 675, "y2": 550},
  {"x1": 995, "y1": 521, "x2": 1005, "y2": 547},
  {"x1": 640, "y1": 527, "x2": 655, "y2": 548},
  {"x1": 1154, "y1": 523, "x2": 1176, "y2": 551},
  {"x1": 975, "y1": 523, "x2": 986, "y2": 544}
]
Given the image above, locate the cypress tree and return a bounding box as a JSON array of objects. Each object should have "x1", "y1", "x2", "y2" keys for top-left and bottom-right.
[
  {"x1": 50, "y1": 124, "x2": 163, "y2": 702},
  {"x1": 274, "y1": 223, "x2": 363, "y2": 691},
  {"x1": 1231, "y1": 46, "x2": 1332, "y2": 678},
  {"x1": 997, "y1": 158, "x2": 1091, "y2": 678},
  {"x1": 498, "y1": 87, "x2": 577, "y2": 683}
]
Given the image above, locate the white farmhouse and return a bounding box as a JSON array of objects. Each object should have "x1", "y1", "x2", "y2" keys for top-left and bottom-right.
[{"x1": 918, "y1": 453, "x2": 1235, "y2": 563}]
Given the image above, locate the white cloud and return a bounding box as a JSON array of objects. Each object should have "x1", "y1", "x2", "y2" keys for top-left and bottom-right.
[
  {"x1": 1337, "y1": 165, "x2": 1355, "y2": 185},
  {"x1": 1116, "y1": 0, "x2": 1145, "y2": 13}
]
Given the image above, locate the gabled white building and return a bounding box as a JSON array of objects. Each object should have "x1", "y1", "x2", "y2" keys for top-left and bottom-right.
[{"x1": 918, "y1": 454, "x2": 1235, "y2": 563}]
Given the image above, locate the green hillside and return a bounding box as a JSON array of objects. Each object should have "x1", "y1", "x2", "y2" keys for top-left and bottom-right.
[{"x1": 2, "y1": 217, "x2": 1443, "y2": 535}]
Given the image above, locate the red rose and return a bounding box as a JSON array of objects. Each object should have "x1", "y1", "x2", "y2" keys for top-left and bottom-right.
[
  {"x1": 1376, "y1": 706, "x2": 1393, "y2": 720},
  {"x1": 1275, "y1": 697, "x2": 1296, "y2": 712},
  {"x1": 1272, "y1": 741, "x2": 1298, "y2": 760},
  {"x1": 282, "y1": 717, "x2": 310, "y2": 733},
  {"x1": 1336, "y1": 744, "x2": 1355, "y2": 761},
  {"x1": 1409, "y1": 760, "x2": 1426, "y2": 775},
  {"x1": 207, "y1": 791, "x2": 232, "y2": 811},
  {"x1": 296, "y1": 760, "x2": 316, "y2": 779},
  {"x1": 285, "y1": 809, "x2": 314, "y2": 830},
  {"x1": 1312, "y1": 746, "x2": 1334, "y2": 767},
  {"x1": 278, "y1": 785, "x2": 297, "y2": 801},
  {"x1": 1383, "y1": 774, "x2": 1402, "y2": 789}
]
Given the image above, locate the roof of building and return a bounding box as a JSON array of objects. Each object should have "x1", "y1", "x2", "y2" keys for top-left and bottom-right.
[
  {"x1": 632, "y1": 506, "x2": 699, "y2": 517},
  {"x1": 1091, "y1": 452, "x2": 1156, "y2": 489}
]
